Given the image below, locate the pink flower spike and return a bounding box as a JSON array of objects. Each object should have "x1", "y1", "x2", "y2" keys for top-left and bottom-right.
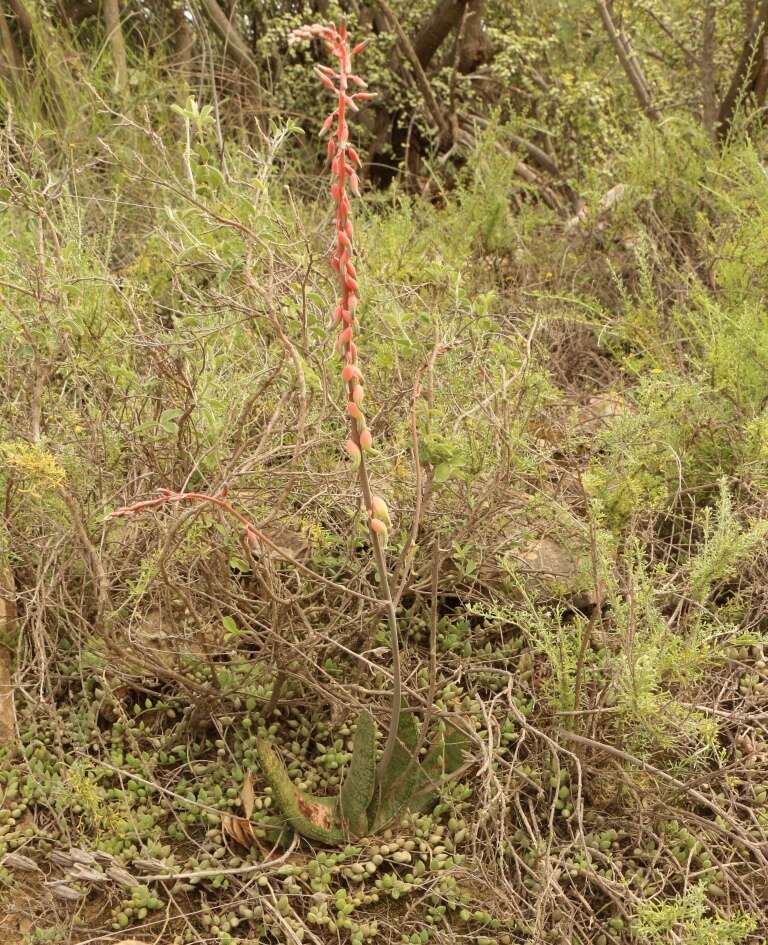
[{"x1": 360, "y1": 428, "x2": 373, "y2": 451}]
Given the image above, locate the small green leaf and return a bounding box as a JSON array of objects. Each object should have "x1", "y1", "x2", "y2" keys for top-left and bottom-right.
[
  {"x1": 229, "y1": 556, "x2": 250, "y2": 574},
  {"x1": 433, "y1": 463, "x2": 455, "y2": 484}
]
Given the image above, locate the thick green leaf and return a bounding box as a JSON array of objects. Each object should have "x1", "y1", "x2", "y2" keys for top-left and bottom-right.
[{"x1": 339, "y1": 711, "x2": 376, "y2": 836}]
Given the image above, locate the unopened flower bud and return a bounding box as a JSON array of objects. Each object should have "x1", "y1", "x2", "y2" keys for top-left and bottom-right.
[
  {"x1": 371, "y1": 496, "x2": 392, "y2": 527},
  {"x1": 369, "y1": 517, "x2": 388, "y2": 544},
  {"x1": 352, "y1": 384, "x2": 364, "y2": 404},
  {"x1": 345, "y1": 439, "x2": 361, "y2": 468},
  {"x1": 342, "y1": 363, "x2": 362, "y2": 383},
  {"x1": 347, "y1": 402, "x2": 364, "y2": 420},
  {"x1": 360, "y1": 427, "x2": 373, "y2": 451}
]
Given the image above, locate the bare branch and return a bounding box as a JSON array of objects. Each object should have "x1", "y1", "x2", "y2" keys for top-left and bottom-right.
[
  {"x1": 596, "y1": 0, "x2": 661, "y2": 123},
  {"x1": 103, "y1": 0, "x2": 128, "y2": 93},
  {"x1": 197, "y1": 0, "x2": 260, "y2": 77},
  {"x1": 374, "y1": 0, "x2": 451, "y2": 143},
  {"x1": 717, "y1": 0, "x2": 768, "y2": 138}
]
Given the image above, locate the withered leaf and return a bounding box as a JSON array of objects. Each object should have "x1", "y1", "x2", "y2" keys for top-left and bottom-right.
[
  {"x1": 3, "y1": 852, "x2": 40, "y2": 871},
  {"x1": 48, "y1": 882, "x2": 86, "y2": 901},
  {"x1": 222, "y1": 813, "x2": 258, "y2": 848},
  {"x1": 68, "y1": 847, "x2": 97, "y2": 866},
  {"x1": 107, "y1": 865, "x2": 137, "y2": 887},
  {"x1": 240, "y1": 770, "x2": 255, "y2": 820},
  {"x1": 49, "y1": 850, "x2": 74, "y2": 867},
  {"x1": 69, "y1": 865, "x2": 108, "y2": 883}
]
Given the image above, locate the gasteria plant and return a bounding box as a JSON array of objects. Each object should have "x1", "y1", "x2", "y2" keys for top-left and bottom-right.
[
  {"x1": 110, "y1": 21, "x2": 467, "y2": 845},
  {"x1": 254, "y1": 21, "x2": 468, "y2": 843},
  {"x1": 287, "y1": 20, "x2": 404, "y2": 778}
]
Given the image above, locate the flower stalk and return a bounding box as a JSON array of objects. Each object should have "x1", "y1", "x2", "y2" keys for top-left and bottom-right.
[{"x1": 289, "y1": 21, "x2": 402, "y2": 778}]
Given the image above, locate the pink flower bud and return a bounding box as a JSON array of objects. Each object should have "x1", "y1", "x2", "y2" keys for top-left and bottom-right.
[
  {"x1": 352, "y1": 384, "x2": 364, "y2": 404},
  {"x1": 345, "y1": 439, "x2": 361, "y2": 468},
  {"x1": 360, "y1": 427, "x2": 373, "y2": 451},
  {"x1": 349, "y1": 170, "x2": 360, "y2": 196},
  {"x1": 348, "y1": 342, "x2": 358, "y2": 360},
  {"x1": 371, "y1": 495, "x2": 392, "y2": 526},
  {"x1": 351, "y1": 40, "x2": 368, "y2": 56},
  {"x1": 369, "y1": 517, "x2": 388, "y2": 544},
  {"x1": 332, "y1": 305, "x2": 344, "y2": 323},
  {"x1": 327, "y1": 138, "x2": 336, "y2": 159},
  {"x1": 345, "y1": 275, "x2": 358, "y2": 292},
  {"x1": 320, "y1": 113, "x2": 335, "y2": 136},
  {"x1": 342, "y1": 363, "x2": 362, "y2": 383},
  {"x1": 347, "y1": 401, "x2": 363, "y2": 420},
  {"x1": 337, "y1": 231, "x2": 351, "y2": 248},
  {"x1": 339, "y1": 326, "x2": 353, "y2": 345},
  {"x1": 315, "y1": 69, "x2": 336, "y2": 91},
  {"x1": 347, "y1": 293, "x2": 358, "y2": 312}
]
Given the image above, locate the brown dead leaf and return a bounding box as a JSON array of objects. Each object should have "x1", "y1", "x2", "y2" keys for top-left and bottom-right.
[
  {"x1": 240, "y1": 770, "x2": 255, "y2": 820},
  {"x1": 222, "y1": 813, "x2": 258, "y2": 848}
]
